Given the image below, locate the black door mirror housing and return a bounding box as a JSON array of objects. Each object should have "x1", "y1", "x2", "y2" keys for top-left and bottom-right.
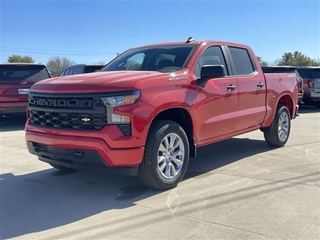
[{"x1": 197, "y1": 65, "x2": 226, "y2": 87}]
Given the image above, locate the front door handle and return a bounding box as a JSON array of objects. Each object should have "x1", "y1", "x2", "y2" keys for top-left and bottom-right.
[
  {"x1": 227, "y1": 85, "x2": 236, "y2": 91},
  {"x1": 257, "y1": 82, "x2": 264, "y2": 88}
]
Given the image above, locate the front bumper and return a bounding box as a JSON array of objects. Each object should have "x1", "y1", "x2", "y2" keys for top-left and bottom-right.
[
  {"x1": 26, "y1": 141, "x2": 140, "y2": 175},
  {"x1": 25, "y1": 126, "x2": 145, "y2": 175},
  {"x1": 0, "y1": 101, "x2": 27, "y2": 115},
  {"x1": 310, "y1": 89, "x2": 320, "y2": 101}
]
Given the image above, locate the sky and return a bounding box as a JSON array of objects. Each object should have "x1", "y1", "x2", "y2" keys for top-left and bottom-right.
[{"x1": 0, "y1": 0, "x2": 319, "y2": 65}]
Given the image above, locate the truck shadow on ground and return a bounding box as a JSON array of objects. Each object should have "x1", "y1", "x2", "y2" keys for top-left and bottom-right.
[
  {"x1": 185, "y1": 137, "x2": 270, "y2": 179},
  {"x1": 0, "y1": 136, "x2": 279, "y2": 239}
]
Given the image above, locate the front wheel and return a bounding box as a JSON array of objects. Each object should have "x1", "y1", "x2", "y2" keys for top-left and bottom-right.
[
  {"x1": 138, "y1": 120, "x2": 190, "y2": 190},
  {"x1": 264, "y1": 105, "x2": 291, "y2": 147}
]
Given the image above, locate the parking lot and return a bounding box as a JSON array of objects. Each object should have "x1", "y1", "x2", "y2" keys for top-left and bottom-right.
[{"x1": 0, "y1": 105, "x2": 319, "y2": 240}]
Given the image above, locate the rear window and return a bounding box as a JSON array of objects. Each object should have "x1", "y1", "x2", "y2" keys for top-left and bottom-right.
[
  {"x1": 84, "y1": 65, "x2": 103, "y2": 73},
  {"x1": 296, "y1": 68, "x2": 312, "y2": 78},
  {"x1": 0, "y1": 65, "x2": 50, "y2": 81},
  {"x1": 228, "y1": 47, "x2": 255, "y2": 75},
  {"x1": 312, "y1": 69, "x2": 320, "y2": 78}
]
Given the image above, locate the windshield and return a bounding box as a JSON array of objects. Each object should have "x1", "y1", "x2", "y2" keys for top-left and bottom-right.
[
  {"x1": 101, "y1": 45, "x2": 197, "y2": 73},
  {"x1": 0, "y1": 65, "x2": 50, "y2": 81}
]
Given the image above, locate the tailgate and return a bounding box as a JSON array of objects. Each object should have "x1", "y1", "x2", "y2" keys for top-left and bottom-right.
[
  {"x1": 0, "y1": 81, "x2": 32, "y2": 103},
  {"x1": 0, "y1": 64, "x2": 50, "y2": 103}
]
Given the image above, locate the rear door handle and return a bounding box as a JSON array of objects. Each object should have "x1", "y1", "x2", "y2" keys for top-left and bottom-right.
[{"x1": 227, "y1": 85, "x2": 236, "y2": 91}]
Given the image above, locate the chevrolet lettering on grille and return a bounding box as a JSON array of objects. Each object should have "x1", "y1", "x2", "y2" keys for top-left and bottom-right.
[{"x1": 30, "y1": 98, "x2": 93, "y2": 108}]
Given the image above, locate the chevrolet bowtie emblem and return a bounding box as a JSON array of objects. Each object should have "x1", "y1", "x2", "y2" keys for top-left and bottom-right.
[{"x1": 81, "y1": 117, "x2": 91, "y2": 122}]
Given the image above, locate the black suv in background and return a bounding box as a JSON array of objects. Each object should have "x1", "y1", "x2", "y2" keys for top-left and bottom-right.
[
  {"x1": 59, "y1": 64, "x2": 104, "y2": 76},
  {"x1": 0, "y1": 63, "x2": 51, "y2": 120},
  {"x1": 261, "y1": 66, "x2": 304, "y2": 105},
  {"x1": 296, "y1": 66, "x2": 320, "y2": 108}
]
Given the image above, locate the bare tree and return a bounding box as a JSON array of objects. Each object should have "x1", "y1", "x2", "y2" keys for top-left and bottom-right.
[{"x1": 46, "y1": 56, "x2": 75, "y2": 77}]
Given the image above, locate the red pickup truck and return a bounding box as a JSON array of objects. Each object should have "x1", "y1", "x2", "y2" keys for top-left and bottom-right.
[{"x1": 25, "y1": 38, "x2": 299, "y2": 189}]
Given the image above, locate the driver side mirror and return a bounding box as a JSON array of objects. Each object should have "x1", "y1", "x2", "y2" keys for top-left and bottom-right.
[{"x1": 197, "y1": 65, "x2": 226, "y2": 87}]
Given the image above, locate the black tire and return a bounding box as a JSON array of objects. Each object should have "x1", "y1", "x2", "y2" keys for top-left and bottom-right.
[
  {"x1": 138, "y1": 120, "x2": 190, "y2": 190},
  {"x1": 264, "y1": 104, "x2": 291, "y2": 147}
]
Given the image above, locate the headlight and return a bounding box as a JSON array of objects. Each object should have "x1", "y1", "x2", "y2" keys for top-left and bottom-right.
[{"x1": 101, "y1": 90, "x2": 140, "y2": 124}]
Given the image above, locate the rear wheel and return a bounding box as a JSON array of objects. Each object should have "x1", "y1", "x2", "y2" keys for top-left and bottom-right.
[
  {"x1": 264, "y1": 105, "x2": 291, "y2": 147},
  {"x1": 138, "y1": 120, "x2": 190, "y2": 190}
]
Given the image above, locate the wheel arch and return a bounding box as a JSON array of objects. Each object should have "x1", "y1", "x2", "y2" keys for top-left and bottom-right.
[
  {"x1": 150, "y1": 108, "x2": 196, "y2": 157},
  {"x1": 261, "y1": 93, "x2": 295, "y2": 133},
  {"x1": 277, "y1": 94, "x2": 296, "y2": 119}
]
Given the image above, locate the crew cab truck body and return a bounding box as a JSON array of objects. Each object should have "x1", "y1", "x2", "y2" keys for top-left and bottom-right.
[{"x1": 25, "y1": 39, "x2": 299, "y2": 189}]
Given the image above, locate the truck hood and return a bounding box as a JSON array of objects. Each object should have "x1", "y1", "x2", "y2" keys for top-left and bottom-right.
[{"x1": 30, "y1": 71, "x2": 173, "y2": 93}]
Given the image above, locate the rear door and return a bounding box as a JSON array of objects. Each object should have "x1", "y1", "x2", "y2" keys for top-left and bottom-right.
[{"x1": 227, "y1": 46, "x2": 267, "y2": 130}]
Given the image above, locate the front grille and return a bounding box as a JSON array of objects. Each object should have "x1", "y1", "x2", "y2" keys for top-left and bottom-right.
[
  {"x1": 29, "y1": 92, "x2": 107, "y2": 130},
  {"x1": 30, "y1": 109, "x2": 106, "y2": 130}
]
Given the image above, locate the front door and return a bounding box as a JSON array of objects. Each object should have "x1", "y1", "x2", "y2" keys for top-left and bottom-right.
[{"x1": 194, "y1": 46, "x2": 239, "y2": 145}]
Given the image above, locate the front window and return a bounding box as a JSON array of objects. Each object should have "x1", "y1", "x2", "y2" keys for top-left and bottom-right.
[
  {"x1": 101, "y1": 45, "x2": 197, "y2": 73},
  {"x1": 195, "y1": 46, "x2": 228, "y2": 78}
]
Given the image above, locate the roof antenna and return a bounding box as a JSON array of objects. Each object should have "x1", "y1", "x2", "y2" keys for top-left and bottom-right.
[{"x1": 186, "y1": 37, "x2": 195, "y2": 43}]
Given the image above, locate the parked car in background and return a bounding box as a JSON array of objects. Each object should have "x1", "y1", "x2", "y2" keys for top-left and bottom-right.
[
  {"x1": 261, "y1": 66, "x2": 304, "y2": 105},
  {"x1": 296, "y1": 66, "x2": 320, "y2": 108},
  {"x1": 59, "y1": 64, "x2": 104, "y2": 76},
  {"x1": 0, "y1": 63, "x2": 51, "y2": 120}
]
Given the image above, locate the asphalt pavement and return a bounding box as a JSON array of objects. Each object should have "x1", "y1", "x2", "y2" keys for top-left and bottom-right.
[{"x1": 0, "y1": 105, "x2": 319, "y2": 240}]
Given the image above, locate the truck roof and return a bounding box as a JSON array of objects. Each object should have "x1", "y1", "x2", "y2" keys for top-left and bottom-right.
[{"x1": 131, "y1": 39, "x2": 251, "y2": 50}]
